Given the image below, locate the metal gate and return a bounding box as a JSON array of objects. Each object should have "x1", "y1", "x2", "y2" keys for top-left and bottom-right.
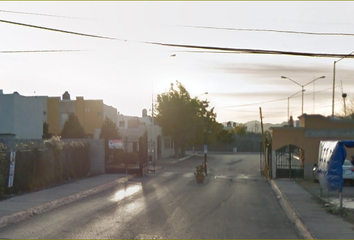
[
  {"x1": 276, "y1": 144, "x2": 304, "y2": 179},
  {"x1": 105, "y1": 131, "x2": 149, "y2": 175}
]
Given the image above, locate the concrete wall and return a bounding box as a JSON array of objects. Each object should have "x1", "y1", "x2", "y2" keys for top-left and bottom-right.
[{"x1": 87, "y1": 139, "x2": 105, "y2": 175}]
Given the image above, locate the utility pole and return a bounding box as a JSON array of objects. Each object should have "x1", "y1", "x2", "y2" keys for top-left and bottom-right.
[{"x1": 260, "y1": 107, "x2": 268, "y2": 179}]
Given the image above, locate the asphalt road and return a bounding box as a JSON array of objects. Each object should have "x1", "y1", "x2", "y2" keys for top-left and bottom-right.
[{"x1": 0, "y1": 153, "x2": 300, "y2": 239}]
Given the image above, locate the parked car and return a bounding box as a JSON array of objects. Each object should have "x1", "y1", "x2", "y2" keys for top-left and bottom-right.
[{"x1": 313, "y1": 159, "x2": 354, "y2": 186}]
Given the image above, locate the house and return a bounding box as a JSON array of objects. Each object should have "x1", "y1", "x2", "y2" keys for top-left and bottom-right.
[
  {"x1": 47, "y1": 91, "x2": 117, "y2": 139},
  {"x1": 270, "y1": 114, "x2": 354, "y2": 180},
  {"x1": 0, "y1": 90, "x2": 47, "y2": 139},
  {"x1": 116, "y1": 109, "x2": 174, "y2": 160}
]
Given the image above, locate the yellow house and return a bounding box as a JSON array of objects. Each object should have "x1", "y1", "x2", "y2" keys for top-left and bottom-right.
[
  {"x1": 47, "y1": 91, "x2": 117, "y2": 138},
  {"x1": 270, "y1": 114, "x2": 354, "y2": 180}
]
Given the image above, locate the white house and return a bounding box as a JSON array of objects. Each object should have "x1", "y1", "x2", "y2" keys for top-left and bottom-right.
[
  {"x1": 0, "y1": 90, "x2": 47, "y2": 139},
  {"x1": 116, "y1": 109, "x2": 174, "y2": 160}
]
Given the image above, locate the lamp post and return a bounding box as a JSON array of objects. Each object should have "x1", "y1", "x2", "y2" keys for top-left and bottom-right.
[
  {"x1": 332, "y1": 50, "x2": 354, "y2": 117},
  {"x1": 281, "y1": 76, "x2": 325, "y2": 115},
  {"x1": 287, "y1": 90, "x2": 302, "y2": 121}
]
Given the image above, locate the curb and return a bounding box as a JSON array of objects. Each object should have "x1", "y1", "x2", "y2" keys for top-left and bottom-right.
[
  {"x1": 177, "y1": 155, "x2": 194, "y2": 162},
  {"x1": 0, "y1": 174, "x2": 136, "y2": 228},
  {"x1": 269, "y1": 179, "x2": 315, "y2": 239}
]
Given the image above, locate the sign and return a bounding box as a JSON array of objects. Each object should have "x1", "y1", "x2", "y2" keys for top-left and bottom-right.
[
  {"x1": 108, "y1": 139, "x2": 124, "y2": 149},
  {"x1": 204, "y1": 144, "x2": 208, "y2": 154},
  {"x1": 8, "y1": 151, "x2": 16, "y2": 188}
]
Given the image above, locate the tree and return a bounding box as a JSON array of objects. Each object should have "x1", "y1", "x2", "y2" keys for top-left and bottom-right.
[
  {"x1": 155, "y1": 81, "x2": 216, "y2": 157},
  {"x1": 61, "y1": 114, "x2": 85, "y2": 139},
  {"x1": 339, "y1": 95, "x2": 354, "y2": 120},
  {"x1": 42, "y1": 121, "x2": 52, "y2": 139},
  {"x1": 100, "y1": 117, "x2": 119, "y2": 139},
  {"x1": 216, "y1": 127, "x2": 234, "y2": 145},
  {"x1": 234, "y1": 123, "x2": 247, "y2": 135}
]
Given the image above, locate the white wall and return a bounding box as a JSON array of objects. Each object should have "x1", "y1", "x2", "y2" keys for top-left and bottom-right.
[
  {"x1": 0, "y1": 91, "x2": 47, "y2": 139},
  {"x1": 0, "y1": 91, "x2": 14, "y2": 134}
]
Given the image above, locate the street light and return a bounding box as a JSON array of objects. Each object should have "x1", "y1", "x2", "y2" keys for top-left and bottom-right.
[
  {"x1": 287, "y1": 90, "x2": 302, "y2": 121},
  {"x1": 332, "y1": 50, "x2": 354, "y2": 117},
  {"x1": 281, "y1": 76, "x2": 326, "y2": 115}
]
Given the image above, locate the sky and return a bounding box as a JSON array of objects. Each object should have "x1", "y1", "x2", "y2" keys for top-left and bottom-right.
[{"x1": 1, "y1": 1, "x2": 354, "y2": 124}]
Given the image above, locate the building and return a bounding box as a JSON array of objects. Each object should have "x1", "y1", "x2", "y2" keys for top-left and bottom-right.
[
  {"x1": 47, "y1": 91, "x2": 117, "y2": 139},
  {"x1": 0, "y1": 90, "x2": 118, "y2": 139},
  {"x1": 270, "y1": 114, "x2": 354, "y2": 180},
  {"x1": 0, "y1": 90, "x2": 47, "y2": 139},
  {"x1": 116, "y1": 109, "x2": 174, "y2": 160}
]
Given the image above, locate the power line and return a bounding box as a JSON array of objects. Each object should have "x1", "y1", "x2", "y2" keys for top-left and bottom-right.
[
  {"x1": 0, "y1": 50, "x2": 84, "y2": 54},
  {"x1": 2, "y1": 19, "x2": 354, "y2": 59},
  {"x1": 0, "y1": 19, "x2": 124, "y2": 41},
  {"x1": 223, "y1": 86, "x2": 341, "y2": 109},
  {"x1": 0, "y1": 9, "x2": 88, "y2": 20},
  {"x1": 179, "y1": 25, "x2": 354, "y2": 37},
  {"x1": 148, "y1": 42, "x2": 354, "y2": 59}
]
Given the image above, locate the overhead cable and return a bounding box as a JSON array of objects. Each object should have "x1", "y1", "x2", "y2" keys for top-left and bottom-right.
[
  {"x1": 223, "y1": 86, "x2": 341, "y2": 109},
  {"x1": 0, "y1": 9, "x2": 87, "y2": 19},
  {"x1": 180, "y1": 25, "x2": 354, "y2": 37},
  {"x1": 2, "y1": 19, "x2": 354, "y2": 59},
  {"x1": 0, "y1": 19, "x2": 122, "y2": 41},
  {"x1": 0, "y1": 50, "x2": 83, "y2": 53}
]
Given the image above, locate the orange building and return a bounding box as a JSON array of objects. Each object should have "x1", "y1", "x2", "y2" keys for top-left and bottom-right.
[
  {"x1": 47, "y1": 91, "x2": 117, "y2": 138},
  {"x1": 270, "y1": 114, "x2": 354, "y2": 180}
]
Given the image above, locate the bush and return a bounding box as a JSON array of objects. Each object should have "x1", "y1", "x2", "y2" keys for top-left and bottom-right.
[{"x1": 0, "y1": 137, "x2": 90, "y2": 200}]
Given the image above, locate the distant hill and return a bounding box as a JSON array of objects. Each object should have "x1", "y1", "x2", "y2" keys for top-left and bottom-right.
[{"x1": 222, "y1": 120, "x2": 288, "y2": 133}]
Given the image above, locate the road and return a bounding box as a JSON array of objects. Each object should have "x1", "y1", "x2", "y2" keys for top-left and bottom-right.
[{"x1": 0, "y1": 153, "x2": 300, "y2": 239}]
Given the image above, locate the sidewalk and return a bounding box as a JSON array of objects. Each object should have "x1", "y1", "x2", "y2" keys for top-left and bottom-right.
[
  {"x1": 270, "y1": 179, "x2": 354, "y2": 239},
  {"x1": 0, "y1": 155, "x2": 193, "y2": 229},
  {"x1": 0, "y1": 174, "x2": 135, "y2": 228}
]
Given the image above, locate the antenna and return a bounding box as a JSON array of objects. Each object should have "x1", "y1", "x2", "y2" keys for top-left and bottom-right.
[{"x1": 341, "y1": 80, "x2": 347, "y2": 117}]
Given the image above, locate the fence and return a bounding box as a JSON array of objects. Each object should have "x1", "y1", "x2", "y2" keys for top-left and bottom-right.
[{"x1": 0, "y1": 142, "x2": 90, "y2": 200}]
